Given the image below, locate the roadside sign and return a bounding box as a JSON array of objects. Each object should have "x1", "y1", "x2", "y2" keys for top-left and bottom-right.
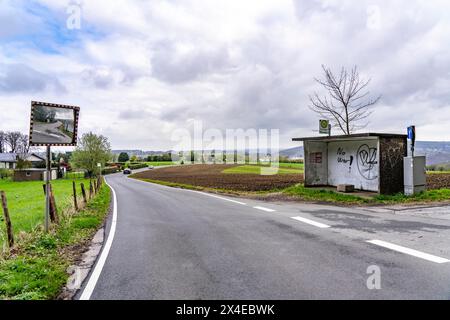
[
  {"x1": 28, "y1": 101, "x2": 80, "y2": 233},
  {"x1": 407, "y1": 126, "x2": 415, "y2": 143},
  {"x1": 29, "y1": 101, "x2": 80, "y2": 147},
  {"x1": 319, "y1": 120, "x2": 330, "y2": 135},
  {"x1": 407, "y1": 125, "x2": 416, "y2": 157}
]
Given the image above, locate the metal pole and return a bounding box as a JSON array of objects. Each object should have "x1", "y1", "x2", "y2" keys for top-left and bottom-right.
[{"x1": 45, "y1": 146, "x2": 51, "y2": 233}]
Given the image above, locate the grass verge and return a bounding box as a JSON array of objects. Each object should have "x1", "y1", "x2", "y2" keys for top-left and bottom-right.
[
  {"x1": 0, "y1": 183, "x2": 111, "y2": 300},
  {"x1": 145, "y1": 161, "x2": 175, "y2": 167}
]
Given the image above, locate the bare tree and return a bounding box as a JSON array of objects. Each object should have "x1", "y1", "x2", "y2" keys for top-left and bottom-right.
[
  {"x1": 19, "y1": 134, "x2": 30, "y2": 153},
  {"x1": 309, "y1": 65, "x2": 381, "y2": 135},
  {"x1": 6, "y1": 131, "x2": 23, "y2": 153},
  {"x1": 0, "y1": 131, "x2": 6, "y2": 153}
]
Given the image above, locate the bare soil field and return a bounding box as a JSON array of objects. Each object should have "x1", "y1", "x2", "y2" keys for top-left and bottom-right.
[
  {"x1": 133, "y1": 164, "x2": 304, "y2": 191},
  {"x1": 427, "y1": 173, "x2": 450, "y2": 190},
  {"x1": 133, "y1": 165, "x2": 450, "y2": 192}
]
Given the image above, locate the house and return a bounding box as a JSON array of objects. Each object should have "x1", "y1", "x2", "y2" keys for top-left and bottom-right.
[
  {"x1": 13, "y1": 168, "x2": 58, "y2": 182},
  {"x1": 0, "y1": 153, "x2": 46, "y2": 169}
]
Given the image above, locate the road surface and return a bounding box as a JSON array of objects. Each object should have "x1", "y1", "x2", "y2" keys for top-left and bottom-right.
[
  {"x1": 79, "y1": 172, "x2": 450, "y2": 300},
  {"x1": 32, "y1": 121, "x2": 72, "y2": 144}
]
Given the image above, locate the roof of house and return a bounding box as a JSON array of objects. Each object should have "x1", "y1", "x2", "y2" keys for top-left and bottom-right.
[
  {"x1": 292, "y1": 132, "x2": 408, "y2": 142},
  {"x1": 0, "y1": 153, "x2": 46, "y2": 163},
  {"x1": 0, "y1": 153, "x2": 16, "y2": 162}
]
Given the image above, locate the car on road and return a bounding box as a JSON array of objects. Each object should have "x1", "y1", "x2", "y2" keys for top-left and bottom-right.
[{"x1": 123, "y1": 168, "x2": 132, "y2": 175}]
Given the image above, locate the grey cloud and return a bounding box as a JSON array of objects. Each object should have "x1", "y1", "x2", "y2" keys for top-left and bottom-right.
[
  {"x1": 81, "y1": 68, "x2": 115, "y2": 89},
  {"x1": 118, "y1": 108, "x2": 154, "y2": 120},
  {"x1": 151, "y1": 41, "x2": 231, "y2": 83},
  {"x1": 0, "y1": 63, "x2": 66, "y2": 93}
]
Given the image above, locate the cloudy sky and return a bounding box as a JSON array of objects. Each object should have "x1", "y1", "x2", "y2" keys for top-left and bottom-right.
[{"x1": 1, "y1": 0, "x2": 450, "y2": 150}]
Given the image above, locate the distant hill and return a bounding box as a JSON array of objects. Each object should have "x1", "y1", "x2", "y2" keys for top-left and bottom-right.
[
  {"x1": 279, "y1": 141, "x2": 450, "y2": 165},
  {"x1": 112, "y1": 150, "x2": 168, "y2": 156},
  {"x1": 280, "y1": 146, "x2": 304, "y2": 159},
  {"x1": 415, "y1": 141, "x2": 450, "y2": 165}
]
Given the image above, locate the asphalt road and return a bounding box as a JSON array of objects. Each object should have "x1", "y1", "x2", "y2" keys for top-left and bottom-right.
[
  {"x1": 32, "y1": 121, "x2": 72, "y2": 144},
  {"x1": 80, "y1": 172, "x2": 450, "y2": 300}
]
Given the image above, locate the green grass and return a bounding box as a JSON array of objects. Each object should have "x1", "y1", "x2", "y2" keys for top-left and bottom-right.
[
  {"x1": 427, "y1": 171, "x2": 450, "y2": 174},
  {"x1": 0, "y1": 178, "x2": 92, "y2": 241},
  {"x1": 223, "y1": 164, "x2": 304, "y2": 175},
  {"x1": 374, "y1": 188, "x2": 450, "y2": 204},
  {"x1": 283, "y1": 184, "x2": 369, "y2": 204},
  {"x1": 64, "y1": 172, "x2": 85, "y2": 179},
  {"x1": 145, "y1": 161, "x2": 175, "y2": 167},
  {"x1": 0, "y1": 183, "x2": 111, "y2": 300},
  {"x1": 284, "y1": 184, "x2": 450, "y2": 205}
]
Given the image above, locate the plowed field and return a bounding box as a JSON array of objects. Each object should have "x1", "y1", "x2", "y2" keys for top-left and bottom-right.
[{"x1": 133, "y1": 164, "x2": 304, "y2": 191}]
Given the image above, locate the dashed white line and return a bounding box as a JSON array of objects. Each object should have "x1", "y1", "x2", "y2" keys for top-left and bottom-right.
[
  {"x1": 367, "y1": 240, "x2": 450, "y2": 264},
  {"x1": 79, "y1": 178, "x2": 118, "y2": 300},
  {"x1": 254, "y1": 206, "x2": 276, "y2": 212},
  {"x1": 193, "y1": 192, "x2": 247, "y2": 205},
  {"x1": 291, "y1": 216, "x2": 331, "y2": 229}
]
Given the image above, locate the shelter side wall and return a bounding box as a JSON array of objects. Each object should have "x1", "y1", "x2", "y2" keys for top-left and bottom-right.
[{"x1": 304, "y1": 141, "x2": 328, "y2": 186}]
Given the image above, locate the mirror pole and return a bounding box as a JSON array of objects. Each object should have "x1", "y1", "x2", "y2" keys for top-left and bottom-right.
[{"x1": 45, "y1": 145, "x2": 51, "y2": 233}]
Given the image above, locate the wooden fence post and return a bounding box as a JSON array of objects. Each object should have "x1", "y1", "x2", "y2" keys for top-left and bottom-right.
[
  {"x1": 89, "y1": 180, "x2": 94, "y2": 199},
  {"x1": 1, "y1": 191, "x2": 14, "y2": 248},
  {"x1": 80, "y1": 183, "x2": 87, "y2": 205},
  {"x1": 49, "y1": 184, "x2": 59, "y2": 224},
  {"x1": 94, "y1": 180, "x2": 98, "y2": 194},
  {"x1": 43, "y1": 184, "x2": 59, "y2": 224},
  {"x1": 73, "y1": 181, "x2": 79, "y2": 211}
]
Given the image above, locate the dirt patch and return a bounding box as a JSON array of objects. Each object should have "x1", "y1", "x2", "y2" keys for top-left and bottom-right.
[
  {"x1": 133, "y1": 164, "x2": 304, "y2": 192},
  {"x1": 427, "y1": 174, "x2": 450, "y2": 190}
]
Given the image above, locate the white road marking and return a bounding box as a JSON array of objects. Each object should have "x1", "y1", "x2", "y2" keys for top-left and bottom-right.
[
  {"x1": 367, "y1": 240, "x2": 450, "y2": 264},
  {"x1": 188, "y1": 191, "x2": 247, "y2": 205},
  {"x1": 79, "y1": 178, "x2": 118, "y2": 300},
  {"x1": 254, "y1": 206, "x2": 276, "y2": 212},
  {"x1": 291, "y1": 216, "x2": 331, "y2": 229}
]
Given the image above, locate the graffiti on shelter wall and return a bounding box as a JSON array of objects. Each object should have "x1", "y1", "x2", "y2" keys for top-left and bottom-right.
[
  {"x1": 357, "y1": 144, "x2": 378, "y2": 180},
  {"x1": 336, "y1": 147, "x2": 354, "y2": 173}
]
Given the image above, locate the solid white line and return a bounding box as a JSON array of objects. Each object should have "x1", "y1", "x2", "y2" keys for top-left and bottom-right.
[
  {"x1": 254, "y1": 206, "x2": 276, "y2": 212},
  {"x1": 79, "y1": 178, "x2": 118, "y2": 300},
  {"x1": 367, "y1": 240, "x2": 450, "y2": 264},
  {"x1": 291, "y1": 216, "x2": 331, "y2": 229}
]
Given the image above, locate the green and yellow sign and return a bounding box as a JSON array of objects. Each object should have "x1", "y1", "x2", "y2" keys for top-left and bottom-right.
[{"x1": 319, "y1": 119, "x2": 330, "y2": 134}]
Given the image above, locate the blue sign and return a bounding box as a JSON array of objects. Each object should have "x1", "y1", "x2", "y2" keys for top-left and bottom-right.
[{"x1": 407, "y1": 126, "x2": 415, "y2": 141}]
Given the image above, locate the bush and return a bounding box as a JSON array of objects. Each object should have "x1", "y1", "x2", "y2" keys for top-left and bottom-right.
[
  {"x1": 102, "y1": 167, "x2": 120, "y2": 175},
  {"x1": 0, "y1": 169, "x2": 13, "y2": 179},
  {"x1": 128, "y1": 163, "x2": 148, "y2": 170}
]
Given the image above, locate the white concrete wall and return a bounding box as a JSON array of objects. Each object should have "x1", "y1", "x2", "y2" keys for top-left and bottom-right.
[
  {"x1": 43, "y1": 170, "x2": 58, "y2": 181},
  {"x1": 327, "y1": 139, "x2": 379, "y2": 192}
]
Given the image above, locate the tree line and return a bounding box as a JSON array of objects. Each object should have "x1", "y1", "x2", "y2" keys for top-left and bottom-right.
[{"x1": 0, "y1": 131, "x2": 30, "y2": 154}]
